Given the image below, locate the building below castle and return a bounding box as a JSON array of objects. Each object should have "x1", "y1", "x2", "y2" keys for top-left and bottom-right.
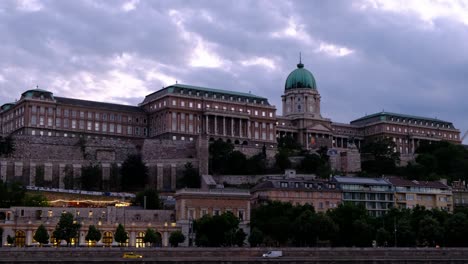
[{"x1": 0, "y1": 59, "x2": 462, "y2": 188}]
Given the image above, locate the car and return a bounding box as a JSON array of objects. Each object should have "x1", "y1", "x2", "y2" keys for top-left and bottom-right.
[
  {"x1": 262, "y1": 251, "x2": 282, "y2": 258},
  {"x1": 123, "y1": 252, "x2": 143, "y2": 259}
]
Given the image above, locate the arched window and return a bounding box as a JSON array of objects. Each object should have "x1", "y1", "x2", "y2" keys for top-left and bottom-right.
[
  {"x1": 15, "y1": 230, "x2": 26, "y2": 247},
  {"x1": 103, "y1": 231, "x2": 113, "y2": 247},
  {"x1": 136, "y1": 232, "x2": 145, "y2": 248}
]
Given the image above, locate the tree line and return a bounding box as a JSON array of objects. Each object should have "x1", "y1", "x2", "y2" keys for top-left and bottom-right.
[{"x1": 249, "y1": 201, "x2": 468, "y2": 247}]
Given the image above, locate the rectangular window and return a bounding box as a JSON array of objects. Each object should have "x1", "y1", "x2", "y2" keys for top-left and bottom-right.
[
  {"x1": 102, "y1": 123, "x2": 107, "y2": 132},
  {"x1": 32, "y1": 106, "x2": 37, "y2": 113},
  {"x1": 64, "y1": 119, "x2": 69, "y2": 128},
  {"x1": 40, "y1": 107, "x2": 45, "y2": 114},
  {"x1": 64, "y1": 109, "x2": 69, "y2": 117},
  {"x1": 72, "y1": 120, "x2": 77, "y2": 129},
  {"x1": 197, "y1": 103, "x2": 201, "y2": 109},
  {"x1": 88, "y1": 112, "x2": 92, "y2": 119},
  {"x1": 56, "y1": 118, "x2": 61, "y2": 128},
  {"x1": 102, "y1": 114, "x2": 107, "y2": 121},
  {"x1": 95, "y1": 113, "x2": 100, "y2": 120},
  {"x1": 172, "y1": 100, "x2": 176, "y2": 106},
  {"x1": 109, "y1": 124, "x2": 115, "y2": 133},
  {"x1": 72, "y1": 110, "x2": 77, "y2": 118},
  {"x1": 95, "y1": 122, "x2": 99, "y2": 131},
  {"x1": 47, "y1": 117, "x2": 52, "y2": 127},
  {"x1": 56, "y1": 108, "x2": 61, "y2": 116},
  {"x1": 31, "y1": 115, "x2": 37, "y2": 125},
  {"x1": 117, "y1": 124, "x2": 122, "y2": 134},
  {"x1": 79, "y1": 120, "x2": 84, "y2": 130},
  {"x1": 127, "y1": 126, "x2": 132, "y2": 135},
  {"x1": 39, "y1": 117, "x2": 44, "y2": 126},
  {"x1": 80, "y1": 111, "x2": 84, "y2": 118},
  {"x1": 87, "y1": 121, "x2": 92, "y2": 130}
]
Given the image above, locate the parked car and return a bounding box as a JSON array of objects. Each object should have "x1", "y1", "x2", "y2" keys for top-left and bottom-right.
[{"x1": 123, "y1": 252, "x2": 143, "y2": 259}]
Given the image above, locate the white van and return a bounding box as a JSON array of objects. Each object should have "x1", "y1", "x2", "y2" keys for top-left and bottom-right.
[{"x1": 262, "y1": 251, "x2": 283, "y2": 258}]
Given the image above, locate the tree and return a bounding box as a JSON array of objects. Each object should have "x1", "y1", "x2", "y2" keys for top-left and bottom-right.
[
  {"x1": 114, "y1": 224, "x2": 128, "y2": 246},
  {"x1": 7, "y1": 235, "x2": 14, "y2": 246},
  {"x1": 33, "y1": 224, "x2": 49, "y2": 246},
  {"x1": 121, "y1": 154, "x2": 148, "y2": 190},
  {"x1": 81, "y1": 164, "x2": 102, "y2": 191},
  {"x1": 327, "y1": 202, "x2": 370, "y2": 247},
  {"x1": 417, "y1": 216, "x2": 443, "y2": 247},
  {"x1": 178, "y1": 162, "x2": 201, "y2": 188},
  {"x1": 169, "y1": 230, "x2": 185, "y2": 247},
  {"x1": 361, "y1": 137, "x2": 400, "y2": 175},
  {"x1": 23, "y1": 194, "x2": 49, "y2": 207},
  {"x1": 248, "y1": 228, "x2": 264, "y2": 247},
  {"x1": 209, "y1": 139, "x2": 234, "y2": 174},
  {"x1": 194, "y1": 212, "x2": 241, "y2": 247},
  {"x1": 0, "y1": 180, "x2": 26, "y2": 208},
  {"x1": 0, "y1": 227, "x2": 3, "y2": 247},
  {"x1": 62, "y1": 165, "x2": 74, "y2": 190},
  {"x1": 53, "y1": 212, "x2": 81, "y2": 246},
  {"x1": 0, "y1": 136, "x2": 15, "y2": 157},
  {"x1": 234, "y1": 229, "x2": 247, "y2": 247},
  {"x1": 85, "y1": 225, "x2": 101, "y2": 246},
  {"x1": 291, "y1": 209, "x2": 317, "y2": 246},
  {"x1": 445, "y1": 212, "x2": 468, "y2": 247},
  {"x1": 275, "y1": 150, "x2": 291, "y2": 171},
  {"x1": 376, "y1": 228, "x2": 391, "y2": 247},
  {"x1": 143, "y1": 228, "x2": 161, "y2": 247},
  {"x1": 134, "y1": 189, "x2": 161, "y2": 209},
  {"x1": 315, "y1": 213, "x2": 338, "y2": 244}
]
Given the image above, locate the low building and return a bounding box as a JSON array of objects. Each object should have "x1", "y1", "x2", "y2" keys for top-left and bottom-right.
[
  {"x1": 174, "y1": 188, "x2": 251, "y2": 247},
  {"x1": 387, "y1": 177, "x2": 453, "y2": 211},
  {"x1": 251, "y1": 176, "x2": 341, "y2": 212},
  {"x1": 451, "y1": 180, "x2": 468, "y2": 208},
  {"x1": 0, "y1": 206, "x2": 177, "y2": 247},
  {"x1": 332, "y1": 176, "x2": 394, "y2": 217}
]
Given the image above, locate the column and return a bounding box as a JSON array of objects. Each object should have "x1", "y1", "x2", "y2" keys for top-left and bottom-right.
[
  {"x1": 26, "y1": 229, "x2": 33, "y2": 246},
  {"x1": 102, "y1": 163, "x2": 110, "y2": 181},
  {"x1": 30, "y1": 162, "x2": 36, "y2": 186},
  {"x1": 231, "y1": 118, "x2": 234, "y2": 136},
  {"x1": 14, "y1": 162, "x2": 23, "y2": 178},
  {"x1": 59, "y1": 164, "x2": 66, "y2": 189},
  {"x1": 44, "y1": 163, "x2": 53, "y2": 182},
  {"x1": 306, "y1": 132, "x2": 309, "y2": 149},
  {"x1": 247, "y1": 121, "x2": 251, "y2": 139},
  {"x1": 214, "y1": 116, "x2": 217, "y2": 135},
  {"x1": 205, "y1": 115, "x2": 209, "y2": 134},
  {"x1": 79, "y1": 230, "x2": 86, "y2": 246},
  {"x1": 239, "y1": 119, "x2": 243, "y2": 137},
  {"x1": 163, "y1": 231, "x2": 169, "y2": 247},
  {"x1": 411, "y1": 139, "x2": 415, "y2": 154},
  {"x1": 0, "y1": 161, "x2": 7, "y2": 182},
  {"x1": 157, "y1": 164, "x2": 163, "y2": 191},
  {"x1": 73, "y1": 164, "x2": 81, "y2": 189},
  {"x1": 170, "y1": 164, "x2": 176, "y2": 191},
  {"x1": 223, "y1": 117, "x2": 226, "y2": 136},
  {"x1": 130, "y1": 231, "x2": 136, "y2": 247}
]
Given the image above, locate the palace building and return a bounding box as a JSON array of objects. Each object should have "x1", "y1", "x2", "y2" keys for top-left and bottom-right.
[{"x1": 0, "y1": 59, "x2": 462, "y2": 179}]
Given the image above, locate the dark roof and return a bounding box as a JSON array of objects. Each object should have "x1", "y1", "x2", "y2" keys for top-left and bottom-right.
[
  {"x1": 386, "y1": 176, "x2": 449, "y2": 189},
  {"x1": 251, "y1": 178, "x2": 338, "y2": 192},
  {"x1": 332, "y1": 176, "x2": 391, "y2": 186},
  {"x1": 55, "y1": 97, "x2": 144, "y2": 113},
  {"x1": 351, "y1": 111, "x2": 452, "y2": 125},
  {"x1": 169, "y1": 83, "x2": 267, "y2": 100}
]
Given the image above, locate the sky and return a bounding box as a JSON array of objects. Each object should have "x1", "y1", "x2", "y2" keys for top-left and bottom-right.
[{"x1": 0, "y1": 0, "x2": 467, "y2": 144}]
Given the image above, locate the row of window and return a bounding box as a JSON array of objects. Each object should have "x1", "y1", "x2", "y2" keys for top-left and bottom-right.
[
  {"x1": 386, "y1": 126, "x2": 458, "y2": 139},
  {"x1": 176, "y1": 88, "x2": 267, "y2": 105},
  {"x1": 149, "y1": 99, "x2": 275, "y2": 118},
  {"x1": 187, "y1": 207, "x2": 245, "y2": 221},
  {"x1": 388, "y1": 116, "x2": 453, "y2": 129}
]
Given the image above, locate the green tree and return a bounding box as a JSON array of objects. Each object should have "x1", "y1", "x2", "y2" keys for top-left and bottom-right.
[
  {"x1": 194, "y1": 212, "x2": 241, "y2": 247},
  {"x1": 417, "y1": 216, "x2": 443, "y2": 247},
  {"x1": 33, "y1": 224, "x2": 49, "y2": 246},
  {"x1": 376, "y1": 227, "x2": 391, "y2": 247},
  {"x1": 85, "y1": 225, "x2": 101, "y2": 246},
  {"x1": 209, "y1": 139, "x2": 234, "y2": 174},
  {"x1": 143, "y1": 228, "x2": 161, "y2": 247},
  {"x1": 7, "y1": 235, "x2": 14, "y2": 246},
  {"x1": 327, "y1": 202, "x2": 370, "y2": 247},
  {"x1": 227, "y1": 151, "x2": 248, "y2": 175},
  {"x1": 275, "y1": 150, "x2": 291, "y2": 171},
  {"x1": 234, "y1": 229, "x2": 247, "y2": 247},
  {"x1": 361, "y1": 137, "x2": 400, "y2": 175},
  {"x1": 291, "y1": 209, "x2": 317, "y2": 246},
  {"x1": 445, "y1": 212, "x2": 468, "y2": 247},
  {"x1": 169, "y1": 230, "x2": 185, "y2": 247},
  {"x1": 178, "y1": 162, "x2": 200, "y2": 188},
  {"x1": 121, "y1": 154, "x2": 148, "y2": 190},
  {"x1": 315, "y1": 213, "x2": 338, "y2": 244},
  {"x1": 23, "y1": 194, "x2": 49, "y2": 207},
  {"x1": 0, "y1": 136, "x2": 15, "y2": 157},
  {"x1": 0, "y1": 180, "x2": 26, "y2": 208},
  {"x1": 63, "y1": 165, "x2": 74, "y2": 190},
  {"x1": 53, "y1": 212, "x2": 81, "y2": 246},
  {"x1": 81, "y1": 164, "x2": 102, "y2": 191},
  {"x1": 0, "y1": 227, "x2": 3, "y2": 247},
  {"x1": 134, "y1": 189, "x2": 161, "y2": 209},
  {"x1": 114, "y1": 224, "x2": 128, "y2": 246},
  {"x1": 248, "y1": 228, "x2": 263, "y2": 247}
]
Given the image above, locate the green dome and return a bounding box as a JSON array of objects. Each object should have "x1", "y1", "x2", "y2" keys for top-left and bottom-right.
[{"x1": 285, "y1": 62, "x2": 317, "y2": 90}]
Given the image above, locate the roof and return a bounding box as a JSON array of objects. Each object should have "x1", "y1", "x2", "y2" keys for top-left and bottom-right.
[
  {"x1": 285, "y1": 62, "x2": 317, "y2": 90},
  {"x1": 55, "y1": 97, "x2": 144, "y2": 113},
  {"x1": 21, "y1": 88, "x2": 53, "y2": 95},
  {"x1": 351, "y1": 111, "x2": 452, "y2": 125},
  {"x1": 386, "y1": 176, "x2": 449, "y2": 189},
  {"x1": 333, "y1": 176, "x2": 391, "y2": 186},
  {"x1": 251, "y1": 178, "x2": 338, "y2": 192},
  {"x1": 169, "y1": 83, "x2": 267, "y2": 100}
]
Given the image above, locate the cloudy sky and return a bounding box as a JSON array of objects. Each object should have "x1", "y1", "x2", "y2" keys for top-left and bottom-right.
[{"x1": 1, "y1": 0, "x2": 467, "y2": 143}]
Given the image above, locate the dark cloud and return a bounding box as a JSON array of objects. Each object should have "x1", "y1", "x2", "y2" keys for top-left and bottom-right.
[{"x1": 0, "y1": 0, "x2": 466, "y2": 143}]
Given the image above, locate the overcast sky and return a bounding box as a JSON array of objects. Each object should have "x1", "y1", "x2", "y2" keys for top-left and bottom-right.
[{"x1": 0, "y1": 0, "x2": 467, "y2": 143}]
